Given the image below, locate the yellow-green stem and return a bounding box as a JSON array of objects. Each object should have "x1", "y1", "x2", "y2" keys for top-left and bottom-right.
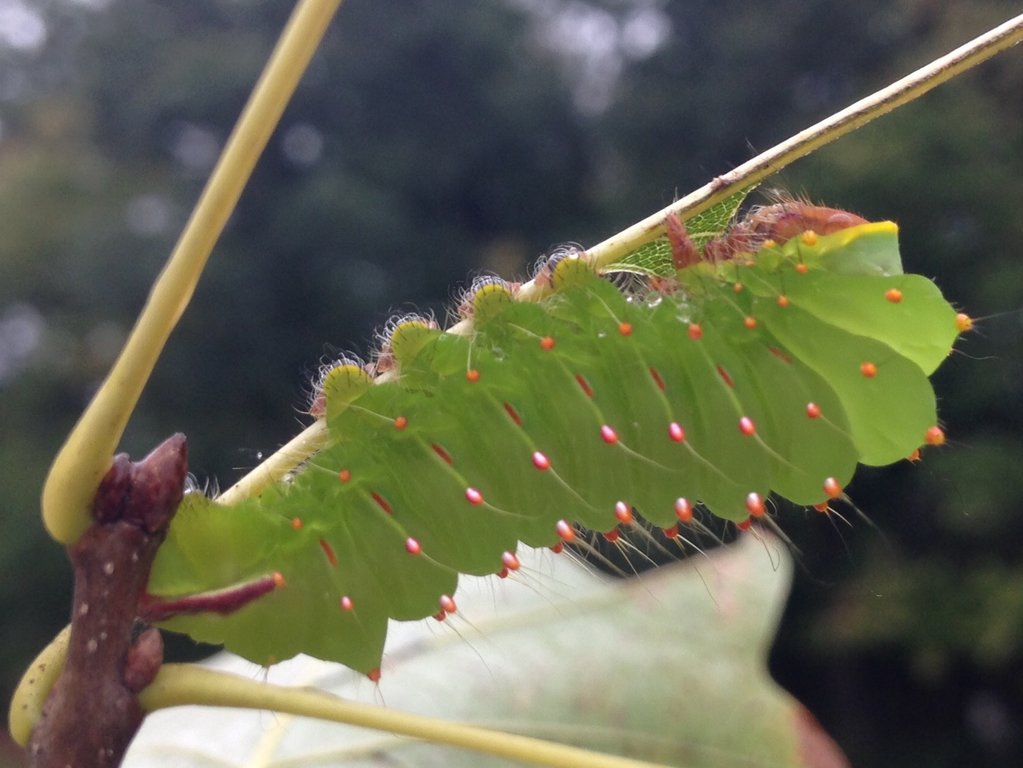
[
  {"x1": 40, "y1": 0, "x2": 344, "y2": 544},
  {"x1": 7, "y1": 626, "x2": 70, "y2": 747},
  {"x1": 140, "y1": 664, "x2": 673, "y2": 768}
]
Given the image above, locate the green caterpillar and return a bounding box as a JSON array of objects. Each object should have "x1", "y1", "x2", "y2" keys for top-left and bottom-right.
[{"x1": 147, "y1": 213, "x2": 964, "y2": 676}]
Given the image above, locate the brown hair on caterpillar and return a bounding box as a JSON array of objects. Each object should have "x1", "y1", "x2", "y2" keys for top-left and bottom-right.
[
  {"x1": 667, "y1": 193, "x2": 869, "y2": 266},
  {"x1": 745, "y1": 200, "x2": 869, "y2": 242}
]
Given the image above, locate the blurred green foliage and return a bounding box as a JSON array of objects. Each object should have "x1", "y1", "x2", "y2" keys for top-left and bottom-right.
[{"x1": 2, "y1": 0, "x2": 1022, "y2": 765}]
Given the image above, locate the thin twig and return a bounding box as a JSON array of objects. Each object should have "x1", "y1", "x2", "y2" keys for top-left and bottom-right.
[
  {"x1": 217, "y1": 420, "x2": 328, "y2": 505},
  {"x1": 541, "y1": 10, "x2": 1023, "y2": 285},
  {"x1": 220, "y1": 11, "x2": 1023, "y2": 502}
]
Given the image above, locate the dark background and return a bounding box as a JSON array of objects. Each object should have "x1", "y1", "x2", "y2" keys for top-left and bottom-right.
[{"x1": 2, "y1": 1, "x2": 1023, "y2": 765}]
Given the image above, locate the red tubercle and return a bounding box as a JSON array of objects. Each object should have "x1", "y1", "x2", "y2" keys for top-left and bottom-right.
[
  {"x1": 955, "y1": 313, "x2": 973, "y2": 333},
  {"x1": 745, "y1": 492, "x2": 765, "y2": 518},
  {"x1": 743, "y1": 316, "x2": 757, "y2": 330},
  {"x1": 497, "y1": 567, "x2": 510, "y2": 579},
  {"x1": 662, "y1": 525, "x2": 679, "y2": 539},
  {"x1": 813, "y1": 502, "x2": 830, "y2": 514},
  {"x1": 806, "y1": 402, "x2": 822, "y2": 419},
  {"x1": 466, "y1": 368, "x2": 481, "y2": 383},
  {"x1": 600, "y1": 425, "x2": 619, "y2": 444},
  {"x1": 738, "y1": 416, "x2": 756, "y2": 436},
  {"x1": 737, "y1": 518, "x2": 753, "y2": 531},
  {"x1": 688, "y1": 323, "x2": 703, "y2": 341},
  {"x1": 794, "y1": 262, "x2": 809, "y2": 274},
  {"x1": 716, "y1": 365, "x2": 734, "y2": 388},
  {"x1": 925, "y1": 426, "x2": 946, "y2": 446},
  {"x1": 777, "y1": 295, "x2": 790, "y2": 308},
  {"x1": 618, "y1": 321, "x2": 633, "y2": 336},
  {"x1": 290, "y1": 517, "x2": 303, "y2": 530},
  {"x1": 272, "y1": 572, "x2": 287, "y2": 588},
  {"x1": 371, "y1": 491, "x2": 393, "y2": 515},
  {"x1": 367, "y1": 668, "x2": 381, "y2": 683},
  {"x1": 503, "y1": 401, "x2": 523, "y2": 427},
  {"x1": 575, "y1": 374, "x2": 594, "y2": 398},
  {"x1": 555, "y1": 519, "x2": 576, "y2": 542},
  {"x1": 907, "y1": 448, "x2": 922, "y2": 463},
  {"x1": 550, "y1": 542, "x2": 564, "y2": 554},
  {"x1": 439, "y1": 594, "x2": 457, "y2": 614},
  {"x1": 649, "y1": 366, "x2": 666, "y2": 391},
  {"x1": 674, "y1": 497, "x2": 693, "y2": 524},
  {"x1": 885, "y1": 288, "x2": 903, "y2": 303},
  {"x1": 465, "y1": 487, "x2": 484, "y2": 505},
  {"x1": 340, "y1": 595, "x2": 354, "y2": 611},
  {"x1": 733, "y1": 282, "x2": 744, "y2": 293},
  {"x1": 823, "y1": 477, "x2": 843, "y2": 499},
  {"x1": 540, "y1": 335, "x2": 556, "y2": 351},
  {"x1": 501, "y1": 551, "x2": 521, "y2": 571},
  {"x1": 531, "y1": 451, "x2": 551, "y2": 470},
  {"x1": 603, "y1": 528, "x2": 620, "y2": 543},
  {"x1": 405, "y1": 537, "x2": 422, "y2": 555},
  {"x1": 431, "y1": 442, "x2": 454, "y2": 465},
  {"x1": 320, "y1": 538, "x2": 339, "y2": 567},
  {"x1": 614, "y1": 501, "x2": 634, "y2": 525},
  {"x1": 393, "y1": 415, "x2": 408, "y2": 430},
  {"x1": 668, "y1": 421, "x2": 685, "y2": 443},
  {"x1": 860, "y1": 361, "x2": 878, "y2": 378},
  {"x1": 433, "y1": 611, "x2": 446, "y2": 622},
  {"x1": 338, "y1": 469, "x2": 352, "y2": 483}
]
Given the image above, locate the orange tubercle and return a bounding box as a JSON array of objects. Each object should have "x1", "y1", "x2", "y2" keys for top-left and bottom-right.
[{"x1": 925, "y1": 426, "x2": 946, "y2": 446}]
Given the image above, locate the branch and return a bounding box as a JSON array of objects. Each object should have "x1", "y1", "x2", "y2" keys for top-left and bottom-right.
[{"x1": 27, "y1": 436, "x2": 187, "y2": 768}]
